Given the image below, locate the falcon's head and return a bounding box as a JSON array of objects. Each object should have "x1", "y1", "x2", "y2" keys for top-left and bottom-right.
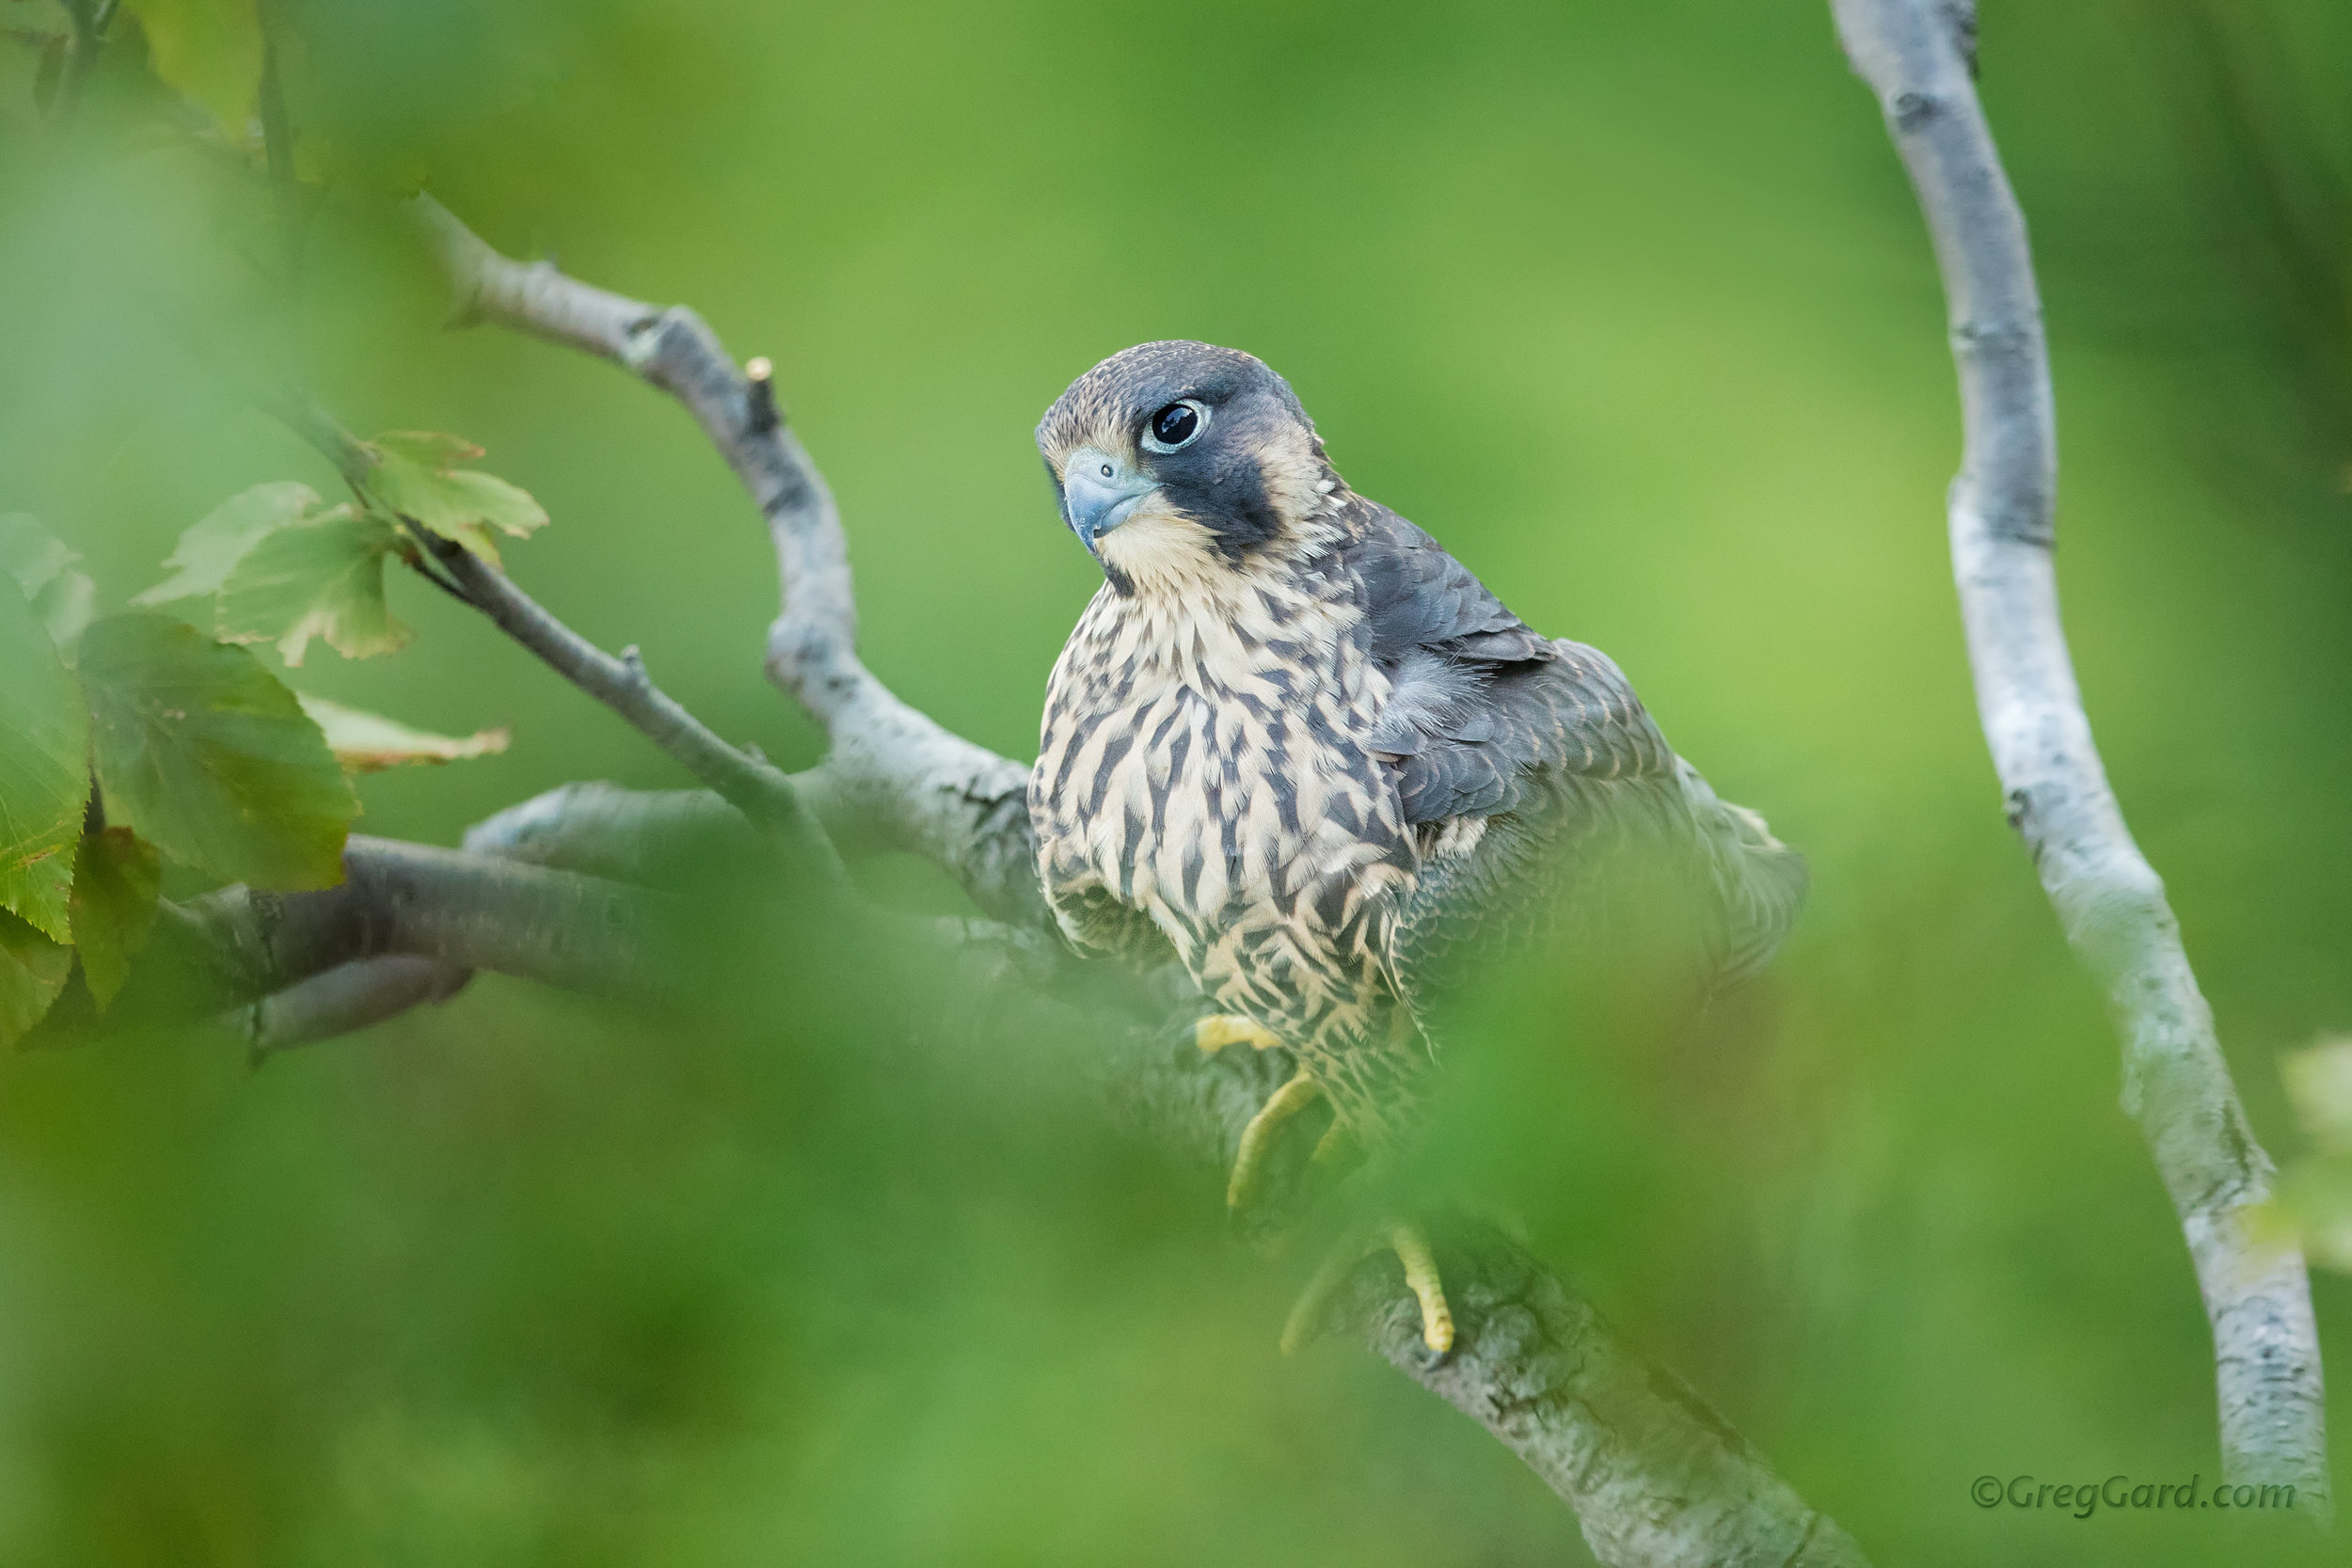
[{"x1": 1037, "y1": 341, "x2": 1343, "y2": 594}]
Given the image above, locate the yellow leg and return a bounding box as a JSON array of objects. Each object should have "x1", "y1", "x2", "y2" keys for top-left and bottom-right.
[
  {"x1": 1195, "y1": 1014, "x2": 1287, "y2": 1054},
  {"x1": 1228, "y1": 1068, "x2": 1323, "y2": 1212},
  {"x1": 1279, "y1": 1218, "x2": 1456, "y2": 1359}
]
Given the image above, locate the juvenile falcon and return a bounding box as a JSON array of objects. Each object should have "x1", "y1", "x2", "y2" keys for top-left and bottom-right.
[{"x1": 1029, "y1": 341, "x2": 1804, "y2": 1354}]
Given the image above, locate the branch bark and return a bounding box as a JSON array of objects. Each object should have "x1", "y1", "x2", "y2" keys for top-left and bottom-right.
[{"x1": 1831, "y1": 0, "x2": 2330, "y2": 1513}]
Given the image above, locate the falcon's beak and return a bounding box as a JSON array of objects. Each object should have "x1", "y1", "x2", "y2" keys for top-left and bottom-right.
[{"x1": 1061, "y1": 448, "x2": 1157, "y2": 552}]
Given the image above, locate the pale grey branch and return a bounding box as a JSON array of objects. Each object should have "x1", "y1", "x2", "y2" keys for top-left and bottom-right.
[
  {"x1": 411, "y1": 196, "x2": 1044, "y2": 927},
  {"x1": 145, "y1": 835, "x2": 670, "y2": 1020},
  {"x1": 246, "y1": 956, "x2": 470, "y2": 1057},
  {"x1": 1831, "y1": 0, "x2": 2328, "y2": 1513},
  {"x1": 423, "y1": 538, "x2": 843, "y2": 879}
]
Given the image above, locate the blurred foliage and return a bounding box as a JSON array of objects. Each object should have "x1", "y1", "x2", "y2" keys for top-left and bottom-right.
[{"x1": 1, "y1": 0, "x2": 2349, "y2": 1563}]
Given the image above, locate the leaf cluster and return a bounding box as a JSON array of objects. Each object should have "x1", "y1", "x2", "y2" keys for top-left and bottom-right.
[{"x1": 0, "y1": 460, "x2": 527, "y2": 1046}]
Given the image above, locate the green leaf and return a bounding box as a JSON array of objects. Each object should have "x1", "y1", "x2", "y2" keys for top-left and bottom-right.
[
  {"x1": 70, "y1": 828, "x2": 162, "y2": 1011},
  {"x1": 1, "y1": 513, "x2": 99, "y2": 659},
  {"x1": 134, "y1": 482, "x2": 321, "y2": 610},
  {"x1": 79, "y1": 614, "x2": 356, "y2": 890},
  {"x1": 2284, "y1": 1037, "x2": 2352, "y2": 1153},
  {"x1": 215, "y1": 505, "x2": 411, "y2": 666},
  {"x1": 0, "y1": 567, "x2": 89, "y2": 943},
  {"x1": 295, "y1": 695, "x2": 509, "y2": 773},
  {"x1": 0, "y1": 911, "x2": 72, "y2": 1049},
  {"x1": 2272, "y1": 1151, "x2": 2352, "y2": 1275},
  {"x1": 367, "y1": 432, "x2": 548, "y2": 564},
  {"x1": 121, "y1": 0, "x2": 265, "y2": 137}
]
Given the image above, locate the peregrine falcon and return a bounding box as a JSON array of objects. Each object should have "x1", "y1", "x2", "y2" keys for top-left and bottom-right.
[{"x1": 1030, "y1": 341, "x2": 1804, "y2": 1353}]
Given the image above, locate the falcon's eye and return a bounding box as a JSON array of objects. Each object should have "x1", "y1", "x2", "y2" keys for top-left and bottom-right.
[{"x1": 1142, "y1": 400, "x2": 1206, "y2": 452}]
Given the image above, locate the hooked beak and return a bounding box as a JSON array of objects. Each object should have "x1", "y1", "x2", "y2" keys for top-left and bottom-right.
[{"x1": 1060, "y1": 448, "x2": 1157, "y2": 551}]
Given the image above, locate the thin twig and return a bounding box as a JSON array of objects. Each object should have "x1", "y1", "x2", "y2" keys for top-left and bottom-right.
[
  {"x1": 50, "y1": 0, "x2": 117, "y2": 121},
  {"x1": 1830, "y1": 0, "x2": 2330, "y2": 1515},
  {"x1": 254, "y1": 24, "x2": 306, "y2": 298}
]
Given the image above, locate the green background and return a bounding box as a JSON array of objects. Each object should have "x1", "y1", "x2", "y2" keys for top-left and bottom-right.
[{"x1": 3, "y1": 0, "x2": 2348, "y2": 1562}]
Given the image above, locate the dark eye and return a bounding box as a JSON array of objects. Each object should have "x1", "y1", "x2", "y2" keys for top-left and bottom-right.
[{"x1": 1143, "y1": 399, "x2": 1206, "y2": 451}]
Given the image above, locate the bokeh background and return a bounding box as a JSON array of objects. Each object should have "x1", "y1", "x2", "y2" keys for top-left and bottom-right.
[{"x1": 3, "y1": 0, "x2": 2349, "y2": 1562}]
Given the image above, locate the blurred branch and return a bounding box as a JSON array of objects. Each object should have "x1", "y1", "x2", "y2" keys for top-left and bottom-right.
[
  {"x1": 1832, "y1": 0, "x2": 2330, "y2": 1514},
  {"x1": 2152, "y1": 0, "x2": 2352, "y2": 469},
  {"x1": 262, "y1": 389, "x2": 848, "y2": 886},
  {"x1": 255, "y1": 25, "x2": 306, "y2": 298},
  {"x1": 409, "y1": 196, "x2": 1045, "y2": 929},
  {"x1": 134, "y1": 836, "x2": 673, "y2": 1025},
  {"x1": 51, "y1": 0, "x2": 118, "y2": 121}
]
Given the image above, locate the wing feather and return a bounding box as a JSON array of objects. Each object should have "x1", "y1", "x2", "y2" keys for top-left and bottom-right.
[{"x1": 1339, "y1": 502, "x2": 1800, "y2": 1002}]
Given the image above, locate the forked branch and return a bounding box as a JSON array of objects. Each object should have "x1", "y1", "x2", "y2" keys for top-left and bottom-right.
[
  {"x1": 264, "y1": 388, "x2": 844, "y2": 883},
  {"x1": 411, "y1": 197, "x2": 1044, "y2": 927},
  {"x1": 1830, "y1": 0, "x2": 2329, "y2": 1513}
]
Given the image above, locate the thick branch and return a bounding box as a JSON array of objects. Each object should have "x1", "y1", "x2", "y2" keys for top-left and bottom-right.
[
  {"x1": 411, "y1": 197, "x2": 1043, "y2": 928},
  {"x1": 1832, "y1": 0, "x2": 2329, "y2": 1512}
]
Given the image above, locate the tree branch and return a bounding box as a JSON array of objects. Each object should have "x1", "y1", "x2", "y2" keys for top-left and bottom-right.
[
  {"x1": 138, "y1": 835, "x2": 671, "y2": 1023},
  {"x1": 1830, "y1": 0, "x2": 2330, "y2": 1513},
  {"x1": 410, "y1": 197, "x2": 1043, "y2": 928},
  {"x1": 246, "y1": 955, "x2": 470, "y2": 1057},
  {"x1": 262, "y1": 390, "x2": 846, "y2": 883}
]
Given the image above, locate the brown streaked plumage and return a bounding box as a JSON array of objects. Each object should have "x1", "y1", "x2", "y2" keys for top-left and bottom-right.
[{"x1": 1029, "y1": 341, "x2": 1805, "y2": 1152}]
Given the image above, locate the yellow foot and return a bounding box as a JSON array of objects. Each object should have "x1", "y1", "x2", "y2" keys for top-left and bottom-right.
[
  {"x1": 1195, "y1": 1014, "x2": 1287, "y2": 1054},
  {"x1": 1228, "y1": 1067, "x2": 1323, "y2": 1212},
  {"x1": 1280, "y1": 1219, "x2": 1456, "y2": 1359}
]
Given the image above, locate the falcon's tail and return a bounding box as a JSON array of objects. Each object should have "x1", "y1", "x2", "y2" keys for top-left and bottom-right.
[{"x1": 1674, "y1": 758, "x2": 1808, "y2": 987}]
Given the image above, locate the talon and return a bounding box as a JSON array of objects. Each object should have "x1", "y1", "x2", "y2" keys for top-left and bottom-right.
[
  {"x1": 1228, "y1": 1067, "x2": 1322, "y2": 1212},
  {"x1": 1195, "y1": 1014, "x2": 1285, "y2": 1054},
  {"x1": 1386, "y1": 1220, "x2": 1455, "y2": 1356},
  {"x1": 1280, "y1": 1219, "x2": 1456, "y2": 1359}
]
